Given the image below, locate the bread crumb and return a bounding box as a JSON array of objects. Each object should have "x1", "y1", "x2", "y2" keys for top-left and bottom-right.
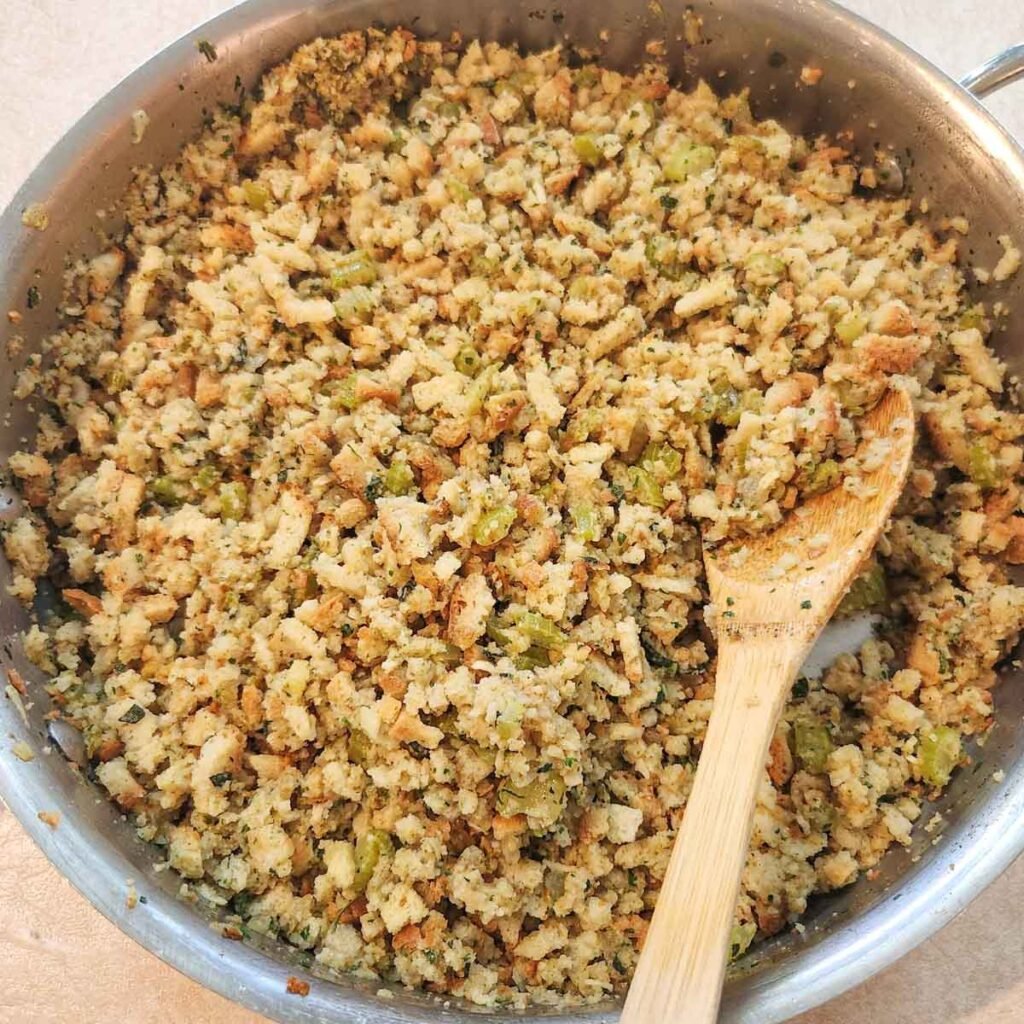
[
  {"x1": 21, "y1": 203, "x2": 49, "y2": 231},
  {"x1": 286, "y1": 977, "x2": 310, "y2": 997},
  {"x1": 992, "y1": 235, "x2": 1021, "y2": 282},
  {"x1": 131, "y1": 109, "x2": 151, "y2": 145}
]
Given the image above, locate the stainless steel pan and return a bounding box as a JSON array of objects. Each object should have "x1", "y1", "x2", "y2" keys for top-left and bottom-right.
[{"x1": 1, "y1": 3, "x2": 1022, "y2": 1022}]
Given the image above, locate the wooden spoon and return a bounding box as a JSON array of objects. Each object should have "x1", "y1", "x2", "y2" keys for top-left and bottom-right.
[{"x1": 622, "y1": 387, "x2": 915, "y2": 1024}]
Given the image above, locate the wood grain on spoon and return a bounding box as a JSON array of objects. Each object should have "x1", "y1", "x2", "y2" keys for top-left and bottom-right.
[{"x1": 621, "y1": 387, "x2": 915, "y2": 1024}]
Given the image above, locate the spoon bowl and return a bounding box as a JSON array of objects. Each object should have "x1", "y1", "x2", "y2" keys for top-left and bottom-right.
[{"x1": 623, "y1": 387, "x2": 915, "y2": 1024}]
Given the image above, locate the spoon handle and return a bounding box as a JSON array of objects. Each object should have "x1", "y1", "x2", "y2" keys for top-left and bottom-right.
[{"x1": 621, "y1": 634, "x2": 807, "y2": 1024}]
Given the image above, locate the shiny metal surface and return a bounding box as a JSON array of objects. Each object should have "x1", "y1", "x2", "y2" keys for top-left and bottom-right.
[
  {"x1": 961, "y1": 43, "x2": 1024, "y2": 97},
  {"x1": 0, "y1": 3, "x2": 1022, "y2": 1023}
]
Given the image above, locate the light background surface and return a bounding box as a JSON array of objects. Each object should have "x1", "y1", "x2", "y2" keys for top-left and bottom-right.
[{"x1": 1, "y1": 2, "x2": 1023, "y2": 1022}]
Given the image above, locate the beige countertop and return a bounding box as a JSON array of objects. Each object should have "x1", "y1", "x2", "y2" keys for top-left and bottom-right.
[{"x1": 1, "y1": 2, "x2": 1023, "y2": 1022}]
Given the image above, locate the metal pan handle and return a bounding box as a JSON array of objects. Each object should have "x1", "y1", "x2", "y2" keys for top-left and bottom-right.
[{"x1": 960, "y1": 43, "x2": 1024, "y2": 97}]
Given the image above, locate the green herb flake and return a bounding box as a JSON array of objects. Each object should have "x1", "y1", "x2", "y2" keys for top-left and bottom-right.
[
  {"x1": 364, "y1": 475, "x2": 385, "y2": 503},
  {"x1": 119, "y1": 703, "x2": 145, "y2": 724},
  {"x1": 26, "y1": 285, "x2": 40, "y2": 309},
  {"x1": 197, "y1": 39, "x2": 218, "y2": 63}
]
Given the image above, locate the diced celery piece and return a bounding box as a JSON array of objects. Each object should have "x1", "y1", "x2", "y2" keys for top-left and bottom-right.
[
  {"x1": 473, "y1": 504, "x2": 516, "y2": 547},
  {"x1": 835, "y1": 314, "x2": 868, "y2": 344},
  {"x1": 384, "y1": 460, "x2": 415, "y2": 496},
  {"x1": 693, "y1": 380, "x2": 755, "y2": 426},
  {"x1": 440, "y1": 642, "x2": 464, "y2": 666},
  {"x1": 514, "y1": 645, "x2": 552, "y2": 670},
  {"x1": 957, "y1": 305, "x2": 986, "y2": 331},
  {"x1": 348, "y1": 729, "x2": 372, "y2": 765},
  {"x1": 243, "y1": 180, "x2": 271, "y2": 210},
  {"x1": 732, "y1": 439, "x2": 750, "y2": 475},
  {"x1": 385, "y1": 129, "x2": 409, "y2": 155},
  {"x1": 496, "y1": 774, "x2": 566, "y2": 828},
  {"x1": 195, "y1": 464, "x2": 220, "y2": 491},
  {"x1": 794, "y1": 783, "x2": 835, "y2": 832},
  {"x1": 464, "y1": 364, "x2": 496, "y2": 415},
  {"x1": 331, "y1": 374, "x2": 362, "y2": 411},
  {"x1": 645, "y1": 236, "x2": 668, "y2": 268},
  {"x1": 470, "y1": 252, "x2": 502, "y2": 276},
  {"x1": 644, "y1": 235, "x2": 692, "y2": 281},
  {"x1": 454, "y1": 346, "x2": 483, "y2": 376},
  {"x1": 333, "y1": 286, "x2": 377, "y2": 325},
  {"x1": 437, "y1": 100, "x2": 463, "y2": 120},
  {"x1": 691, "y1": 388, "x2": 717, "y2": 424},
  {"x1": 494, "y1": 79, "x2": 523, "y2": 98},
  {"x1": 514, "y1": 610, "x2": 567, "y2": 649},
  {"x1": 486, "y1": 615, "x2": 514, "y2": 649},
  {"x1": 567, "y1": 276, "x2": 594, "y2": 300},
  {"x1": 573, "y1": 132, "x2": 603, "y2": 168},
  {"x1": 793, "y1": 719, "x2": 834, "y2": 773},
  {"x1": 662, "y1": 142, "x2": 716, "y2": 181},
  {"x1": 838, "y1": 560, "x2": 887, "y2": 616},
  {"x1": 831, "y1": 379, "x2": 869, "y2": 416},
  {"x1": 569, "y1": 503, "x2": 600, "y2": 542},
  {"x1": 729, "y1": 921, "x2": 757, "y2": 961},
  {"x1": 715, "y1": 385, "x2": 743, "y2": 427},
  {"x1": 353, "y1": 829, "x2": 394, "y2": 892},
  {"x1": 744, "y1": 252, "x2": 786, "y2": 284},
  {"x1": 495, "y1": 698, "x2": 524, "y2": 740},
  {"x1": 918, "y1": 725, "x2": 961, "y2": 787},
  {"x1": 729, "y1": 134, "x2": 766, "y2": 155},
  {"x1": 151, "y1": 476, "x2": 187, "y2": 507},
  {"x1": 330, "y1": 250, "x2": 378, "y2": 289},
  {"x1": 967, "y1": 442, "x2": 1001, "y2": 490},
  {"x1": 622, "y1": 96, "x2": 655, "y2": 122},
  {"x1": 639, "y1": 442, "x2": 683, "y2": 482},
  {"x1": 219, "y1": 481, "x2": 248, "y2": 521},
  {"x1": 628, "y1": 466, "x2": 667, "y2": 510},
  {"x1": 802, "y1": 458, "x2": 841, "y2": 496},
  {"x1": 562, "y1": 407, "x2": 602, "y2": 446},
  {"x1": 508, "y1": 70, "x2": 535, "y2": 93},
  {"x1": 106, "y1": 368, "x2": 129, "y2": 394},
  {"x1": 445, "y1": 177, "x2": 474, "y2": 203}
]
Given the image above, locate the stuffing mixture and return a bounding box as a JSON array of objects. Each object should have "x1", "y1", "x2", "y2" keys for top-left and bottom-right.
[{"x1": 5, "y1": 28, "x2": 1024, "y2": 1008}]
